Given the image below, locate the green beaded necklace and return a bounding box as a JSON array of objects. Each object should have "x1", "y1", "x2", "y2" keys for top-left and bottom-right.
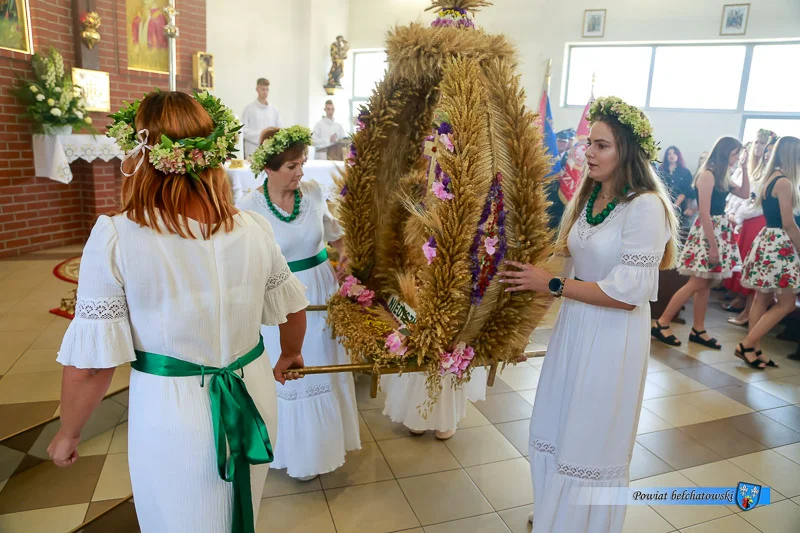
[
  {"x1": 263, "y1": 180, "x2": 301, "y2": 223},
  {"x1": 586, "y1": 183, "x2": 628, "y2": 226}
]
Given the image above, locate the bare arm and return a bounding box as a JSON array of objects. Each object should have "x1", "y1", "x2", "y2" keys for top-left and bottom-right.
[
  {"x1": 775, "y1": 179, "x2": 800, "y2": 251},
  {"x1": 730, "y1": 159, "x2": 751, "y2": 199},
  {"x1": 274, "y1": 310, "x2": 307, "y2": 384},
  {"x1": 498, "y1": 262, "x2": 636, "y2": 311},
  {"x1": 48, "y1": 367, "x2": 115, "y2": 466},
  {"x1": 696, "y1": 171, "x2": 720, "y2": 260},
  {"x1": 561, "y1": 279, "x2": 636, "y2": 311}
]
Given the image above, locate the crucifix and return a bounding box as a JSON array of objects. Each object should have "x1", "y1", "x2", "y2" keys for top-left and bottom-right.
[
  {"x1": 422, "y1": 135, "x2": 439, "y2": 188},
  {"x1": 163, "y1": 0, "x2": 179, "y2": 91}
]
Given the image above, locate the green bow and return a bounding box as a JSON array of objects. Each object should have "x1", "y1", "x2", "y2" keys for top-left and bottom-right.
[{"x1": 131, "y1": 337, "x2": 273, "y2": 533}]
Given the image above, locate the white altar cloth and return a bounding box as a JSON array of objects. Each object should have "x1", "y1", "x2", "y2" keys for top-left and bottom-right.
[{"x1": 32, "y1": 134, "x2": 124, "y2": 184}]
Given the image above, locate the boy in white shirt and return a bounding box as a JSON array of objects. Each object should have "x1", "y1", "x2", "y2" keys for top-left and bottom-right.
[{"x1": 241, "y1": 78, "x2": 282, "y2": 158}]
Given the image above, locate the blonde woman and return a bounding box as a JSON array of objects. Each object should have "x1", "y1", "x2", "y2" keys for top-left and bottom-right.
[
  {"x1": 500, "y1": 97, "x2": 678, "y2": 532},
  {"x1": 738, "y1": 136, "x2": 800, "y2": 368},
  {"x1": 725, "y1": 130, "x2": 777, "y2": 325},
  {"x1": 653, "y1": 137, "x2": 749, "y2": 349},
  {"x1": 47, "y1": 92, "x2": 308, "y2": 532}
]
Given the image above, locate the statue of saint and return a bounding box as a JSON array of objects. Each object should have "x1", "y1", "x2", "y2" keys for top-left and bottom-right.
[{"x1": 326, "y1": 35, "x2": 349, "y2": 90}]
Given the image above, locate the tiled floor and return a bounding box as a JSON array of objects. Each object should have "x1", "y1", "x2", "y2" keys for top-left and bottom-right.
[{"x1": 1, "y1": 249, "x2": 800, "y2": 532}]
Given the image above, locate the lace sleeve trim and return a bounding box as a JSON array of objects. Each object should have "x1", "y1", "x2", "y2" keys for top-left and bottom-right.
[
  {"x1": 620, "y1": 251, "x2": 663, "y2": 269},
  {"x1": 266, "y1": 265, "x2": 292, "y2": 292},
  {"x1": 75, "y1": 296, "x2": 128, "y2": 321}
]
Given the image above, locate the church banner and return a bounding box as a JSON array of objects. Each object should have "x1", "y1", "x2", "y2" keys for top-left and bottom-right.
[{"x1": 126, "y1": 0, "x2": 169, "y2": 73}]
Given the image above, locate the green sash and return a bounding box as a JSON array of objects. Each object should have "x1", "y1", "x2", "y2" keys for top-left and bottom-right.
[
  {"x1": 131, "y1": 337, "x2": 272, "y2": 533},
  {"x1": 287, "y1": 248, "x2": 328, "y2": 273}
]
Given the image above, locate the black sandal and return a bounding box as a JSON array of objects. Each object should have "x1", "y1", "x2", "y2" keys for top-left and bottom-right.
[
  {"x1": 651, "y1": 321, "x2": 682, "y2": 347},
  {"x1": 756, "y1": 350, "x2": 780, "y2": 368},
  {"x1": 736, "y1": 344, "x2": 766, "y2": 369},
  {"x1": 689, "y1": 328, "x2": 722, "y2": 350}
]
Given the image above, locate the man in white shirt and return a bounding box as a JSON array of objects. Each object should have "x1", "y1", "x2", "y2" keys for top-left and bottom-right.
[
  {"x1": 312, "y1": 100, "x2": 347, "y2": 160},
  {"x1": 241, "y1": 78, "x2": 282, "y2": 158}
]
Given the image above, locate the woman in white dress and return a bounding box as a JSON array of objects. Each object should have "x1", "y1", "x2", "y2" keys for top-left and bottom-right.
[
  {"x1": 382, "y1": 366, "x2": 486, "y2": 440},
  {"x1": 238, "y1": 126, "x2": 360, "y2": 480},
  {"x1": 499, "y1": 97, "x2": 678, "y2": 533},
  {"x1": 46, "y1": 91, "x2": 309, "y2": 533}
]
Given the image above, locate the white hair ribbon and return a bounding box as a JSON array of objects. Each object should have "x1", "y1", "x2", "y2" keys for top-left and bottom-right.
[{"x1": 120, "y1": 129, "x2": 152, "y2": 177}]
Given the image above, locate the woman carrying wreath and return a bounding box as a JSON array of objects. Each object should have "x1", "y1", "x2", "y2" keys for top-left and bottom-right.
[
  {"x1": 499, "y1": 97, "x2": 678, "y2": 532},
  {"x1": 47, "y1": 91, "x2": 309, "y2": 533},
  {"x1": 237, "y1": 126, "x2": 361, "y2": 481}
]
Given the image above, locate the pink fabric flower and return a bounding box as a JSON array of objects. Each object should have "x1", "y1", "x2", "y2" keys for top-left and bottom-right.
[
  {"x1": 484, "y1": 236, "x2": 498, "y2": 256},
  {"x1": 357, "y1": 289, "x2": 374, "y2": 307},
  {"x1": 432, "y1": 181, "x2": 454, "y2": 201},
  {"x1": 385, "y1": 331, "x2": 408, "y2": 357},
  {"x1": 422, "y1": 237, "x2": 437, "y2": 265},
  {"x1": 439, "y1": 133, "x2": 454, "y2": 152},
  {"x1": 439, "y1": 343, "x2": 476, "y2": 378},
  {"x1": 339, "y1": 275, "x2": 357, "y2": 296}
]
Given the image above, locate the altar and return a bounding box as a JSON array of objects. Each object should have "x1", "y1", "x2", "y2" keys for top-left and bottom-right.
[{"x1": 225, "y1": 159, "x2": 345, "y2": 202}]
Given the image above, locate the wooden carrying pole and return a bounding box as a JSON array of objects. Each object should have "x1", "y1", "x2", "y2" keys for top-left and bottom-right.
[{"x1": 283, "y1": 303, "x2": 545, "y2": 397}]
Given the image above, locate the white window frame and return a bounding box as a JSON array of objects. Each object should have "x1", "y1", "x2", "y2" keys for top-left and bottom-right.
[
  {"x1": 348, "y1": 49, "x2": 387, "y2": 134},
  {"x1": 561, "y1": 39, "x2": 800, "y2": 134}
]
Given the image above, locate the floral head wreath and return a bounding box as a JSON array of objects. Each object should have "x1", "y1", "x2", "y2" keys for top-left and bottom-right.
[
  {"x1": 757, "y1": 128, "x2": 778, "y2": 146},
  {"x1": 107, "y1": 91, "x2": 242, "y2": 179},
  {"x1": 249, "y1": 125, "x2": 313, "y2": 176},
  {"x1": 588, "y1": 96, "x2": 659, "y2": 162}
]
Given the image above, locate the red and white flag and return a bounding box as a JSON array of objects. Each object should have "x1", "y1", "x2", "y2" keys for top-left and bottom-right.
[{"x1": 558, "y1": 97, "x2": 593, "y2": 203}]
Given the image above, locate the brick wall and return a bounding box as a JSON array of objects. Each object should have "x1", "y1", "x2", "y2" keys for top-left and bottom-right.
[{"x1": 0, "y1": 0, "x2": 206, "y2": 257}]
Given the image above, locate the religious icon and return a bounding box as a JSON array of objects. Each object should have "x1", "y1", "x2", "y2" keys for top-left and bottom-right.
[
  {"x1": 0, "y1": 0, "x2": 32, "y2": 54},
  {"x1": 80, "y1": 11, "x2": 102, "y2": 50},
  {"x1": 324, "y1": 35, "x2": 350, "y2": 95},
  {"x1": 126, "y1": 0, "x2": 169, "y2": 73},
  {"x1": 193, "y1": 52, "x2": 214, "y2": 91}
]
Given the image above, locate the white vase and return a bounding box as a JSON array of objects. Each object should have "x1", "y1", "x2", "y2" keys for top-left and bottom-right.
[{"x1": 45, "y1": 125, "x2": 73, "y2": 136}]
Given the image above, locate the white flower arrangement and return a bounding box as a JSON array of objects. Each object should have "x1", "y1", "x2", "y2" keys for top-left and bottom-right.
[{"x1": 15, "y1": 47, "x2": 92, "y2": 133}]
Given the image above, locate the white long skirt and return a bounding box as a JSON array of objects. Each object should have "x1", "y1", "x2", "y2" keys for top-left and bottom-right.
[
  {"x1": 262, "y1": 262, "x2": 361, "y2": 478},
  {"x1": 529, "y1": 299, "x2": 650, "y2": 533},
  {"x1": 382, "y1": 367, "x2": 487, "y2": 432},
  {"x1": 128, "y1": 353, "x2": 277, "y2": 533}
]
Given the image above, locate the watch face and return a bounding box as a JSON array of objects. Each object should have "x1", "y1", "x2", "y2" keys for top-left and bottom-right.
[{"x1": 548, "y1": 278, "x2": 561, "y2": 292}]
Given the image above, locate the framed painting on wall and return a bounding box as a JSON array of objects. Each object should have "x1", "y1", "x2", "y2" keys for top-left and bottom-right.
[
  {"x1": 0, "y1": 0, "x2": 32, "y2": 54},
  {"x1": 126, "y1": 0, "x2": 169, "y2": 73},
  {"x1": 582, "y1": 9, "x2": 606, "y2": 38},
  {"x1": 720, "y1": 4, "x2": 750, "y2": 36}
]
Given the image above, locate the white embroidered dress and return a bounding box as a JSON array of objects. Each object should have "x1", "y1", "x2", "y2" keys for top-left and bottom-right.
[
  {"x1": 56, "y1": 211, "x2": 309, "y2": 533},
  {"x1": 529, "y1": 193, "x2": 670, "y2": 533},
  {"x1": 237, "y1": 180, "x2": 361, "y2": 478}
]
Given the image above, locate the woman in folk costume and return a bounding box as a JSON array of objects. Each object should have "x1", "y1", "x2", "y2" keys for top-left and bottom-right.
[
  {"x1": 237, "y1": 126, "x2": 360, "y2": 480},
  {"x1": 498, "y1": 97, "x2": 678, "y2": 532},
  {"x1": 723, "y1": 130, "x2": 776, "y2": 326},
  {"x1": 47, "y1": 91, "x2": 309, "y2": 533},
  {"x1": 652, "y1": 136, "x2": 750, "y2": 350},
  {"x1": 737, "y1": 136, "x2": 800, "y2": 368}
]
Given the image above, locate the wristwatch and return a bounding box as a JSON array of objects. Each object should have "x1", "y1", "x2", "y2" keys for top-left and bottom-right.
[{"x1": 548, "y1": 277, "x2": 566, "y2": 298}]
